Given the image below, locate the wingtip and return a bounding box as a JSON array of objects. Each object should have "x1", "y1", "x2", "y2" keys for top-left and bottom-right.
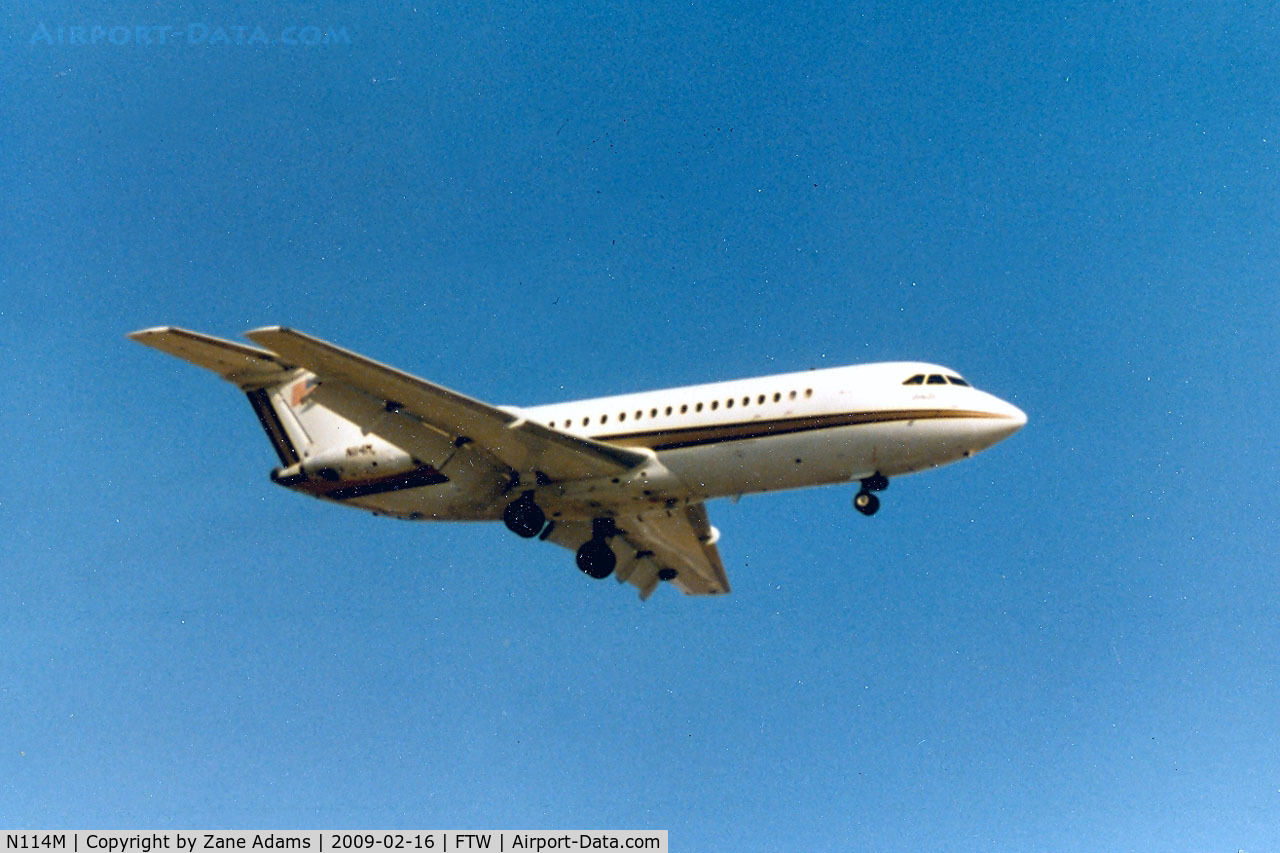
[
  {"x1": 244, "y1": 326, "x2": 300, "y2": 346},
  {"x1": 244, "y1": 324, "x2": 288, "y2": 337},
  {"x1": 127, "y1": 325, "x2": 179, "y2": 341}
]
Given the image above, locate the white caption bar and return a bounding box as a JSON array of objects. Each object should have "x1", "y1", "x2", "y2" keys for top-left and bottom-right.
[{"x1": 2, "y1": 833, "x2": 667, "y2": 853}]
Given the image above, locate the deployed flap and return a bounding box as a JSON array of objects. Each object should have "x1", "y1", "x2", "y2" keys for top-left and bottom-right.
[
  {"x1": 243, "y1": 326, "x2": 651, "y2": 481},
  {"x1": 545, "y1": 503, "x2": 730, "y2": 599},
  {"x1": 128, "y1": 326, "x2": 296, "y2": 389}
]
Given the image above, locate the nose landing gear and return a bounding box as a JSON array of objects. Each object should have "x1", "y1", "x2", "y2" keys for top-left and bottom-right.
[
  {"x1": 853, "y1": 491, "x2": 880, "y2": 516},
  {"x1": 853, "y1": 473, "x2": 889, "y2": 517}
]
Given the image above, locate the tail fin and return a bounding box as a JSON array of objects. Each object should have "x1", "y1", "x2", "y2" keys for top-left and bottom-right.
[{"x1": 128, "y1": 326, "x2": 367, "y2": 466}]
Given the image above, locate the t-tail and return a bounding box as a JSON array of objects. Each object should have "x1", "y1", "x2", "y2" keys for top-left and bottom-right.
[{"x1": 127, "y1": 327, "x2": 429, "y2": 493}]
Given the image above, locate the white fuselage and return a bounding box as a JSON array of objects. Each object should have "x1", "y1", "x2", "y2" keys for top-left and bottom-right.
[
  {"x1": 324, "y1": 361, "x2": 1025, "y2": 521},
  {"x1": 526, "y1": 360, "x2": 1023, "y2": 496}
]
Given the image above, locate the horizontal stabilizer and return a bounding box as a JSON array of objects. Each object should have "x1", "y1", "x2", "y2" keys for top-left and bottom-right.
[{"x1": 128, "y1": 326, "x2": 297, "y2": 389}]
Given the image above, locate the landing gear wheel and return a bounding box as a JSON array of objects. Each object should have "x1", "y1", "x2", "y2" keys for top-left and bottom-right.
[
  {"x1": 576, "y1": 538, "x2": 616, "y2": 579},
  {"x1": 853, "y1": 491, "x2": 880, "y2": 516},
  {"x1": 503, "y1": 493, "x2": 545, "y2": 538}
]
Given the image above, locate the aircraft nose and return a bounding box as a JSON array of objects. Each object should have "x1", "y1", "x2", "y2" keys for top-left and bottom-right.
[
  {"x1": 962, "y1": 391, "x2": 1026, "y2": 448},
  {"x1": 1006, "y1": 402, "x2": 1027, "y2": 431},
  {"x1": 990, "y1": 399, "x2": 1027, "y2": 441}
]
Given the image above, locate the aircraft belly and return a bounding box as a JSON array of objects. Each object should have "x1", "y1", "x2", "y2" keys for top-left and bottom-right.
[
  {"x1": 658, "y1": 428, "x2": 862, "y2": 499},
  {"x1": 859, "y1": 417, "x2": 1011, "y2": 475},
  {"x1": 656, "y1": 417, "x2": 996, "y2": 498}
]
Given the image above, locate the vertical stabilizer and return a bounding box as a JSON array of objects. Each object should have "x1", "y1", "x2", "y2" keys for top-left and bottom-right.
[{"x1": 255, "y1": 372, "x2": 373, "y2": 464}]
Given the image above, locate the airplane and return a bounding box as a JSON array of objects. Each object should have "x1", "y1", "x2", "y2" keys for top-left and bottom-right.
[{"x1": 128, "y1": 326, "x2": 1026, "y2": 599}]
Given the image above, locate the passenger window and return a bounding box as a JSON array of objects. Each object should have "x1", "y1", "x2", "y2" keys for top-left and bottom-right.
[
  {"x1": 696, "y1": 402, "x2": 704, "y2": 412},
  {"x1": 789, "y1": 390, "x2": 797, "y2": 400},
  {"x1": 804, "y1": 388, "x2": 813, "y2": 398},
  {"x1": 927, "y1": 375, "x2": 947, "y2": 385},
  {"x1": 773, "y1": 393, "x2": 781, "y2": 403},
  {"x1": 903, "y1": 375, "x2": 925, "y2": 385},
  {"x1": 711, "y1": 400, "x2": 719, "y2": 410},
  {"x1": 601, "y1": 414, "x2": 608, "y2": 423},
  {"x1": 742, "y1": 396, "x2": 750, "y2": 406},
  {"x1": 665, "y1": 406, "x2": 673, "y2": 416},
  {"x1": 947, "y1": 376, "x2": 970, "y2": 387},
  {"x1": 650, "y1": 408, "x2": 657, "y2": 418}
]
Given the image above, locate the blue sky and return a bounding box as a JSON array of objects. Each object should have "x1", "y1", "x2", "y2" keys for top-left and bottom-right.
[{"x1": 4, "y1": 1, "x2": 1279, "y2": 848}]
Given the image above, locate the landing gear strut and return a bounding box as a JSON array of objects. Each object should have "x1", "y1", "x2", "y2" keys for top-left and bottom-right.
[
  {"x1": 503, "y1": 491, "x2": 546, "y2": 538},
  {"x1": 575, "y1": 517, "x2": 618, "y2": 579},
  {"x1": 853, "y1": 473, "x2": 889, "y2": 517}
]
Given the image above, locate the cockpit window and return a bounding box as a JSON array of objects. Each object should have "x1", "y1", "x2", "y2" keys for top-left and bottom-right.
[
  {"x1": 926, "y1": 374, "x2": 948, "y2": 385},
  {"x1": 947, "y1": 376, "x2": 970, "y2": 386},
  {"x1": 903, "y1": 374, "x2": 925, "y2": 385}
]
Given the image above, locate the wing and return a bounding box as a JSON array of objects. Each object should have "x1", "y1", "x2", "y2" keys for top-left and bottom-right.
[
  {"x1": 545, "y1": 502, "x2": 730, "y2": 599},
  {"x1": 242, "y1": 326, "x2": 651, "y2": 482}
]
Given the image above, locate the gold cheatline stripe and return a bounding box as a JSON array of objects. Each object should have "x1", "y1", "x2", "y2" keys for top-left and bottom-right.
[
  {"x1": 277, "y1": 409, "x2": 1006, "y2": 498},
  {"x1": 598, "y1": 409, "x2": 1006, "y2": 451}
]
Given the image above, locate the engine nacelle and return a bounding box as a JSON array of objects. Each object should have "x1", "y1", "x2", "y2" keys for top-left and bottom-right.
[{"x1": 295, "y1": 441, "x2": 416, "y2": 482}]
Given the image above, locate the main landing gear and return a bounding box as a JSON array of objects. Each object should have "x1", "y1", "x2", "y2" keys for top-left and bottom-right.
[
  {"x1": 503, "y1": 491, "x2": 546, "y2": 538},
  {"x1": 853, "y1": 473, "x2": 889, "y2": 517},
  {"x1": 576, "y1": 518, "x2": 618, "y2": 580},
  {"x1": 504, "y1": 494, "x2": 618, "y2": 580}
]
